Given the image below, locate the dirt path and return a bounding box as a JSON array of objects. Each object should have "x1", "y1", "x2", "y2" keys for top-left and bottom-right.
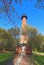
[
  {"x1": 7, "y1": 54, "x2": 34, "y2": 65},
  {"x1": 13, "y1": 55, "x2": 34, "y2": 65}
]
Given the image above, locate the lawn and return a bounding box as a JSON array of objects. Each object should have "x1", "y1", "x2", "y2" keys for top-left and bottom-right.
[
  {"x1": 0, "y1": 52, "x2": 13, "y2": 65},
  {"x1": 32, "y1": 54, "x2": 44, "y2": 65}
]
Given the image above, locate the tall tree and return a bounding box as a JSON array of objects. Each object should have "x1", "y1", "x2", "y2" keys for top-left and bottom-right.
[
  {"x1": 0, "y1": 28, "x2": 15, "y2": 51},
  {"x1": 8, "y1": 27, "x2": 20, "y2": 46},
  {"x1": 8, "y1": 27, "x2": 20, "y2": 38},
  {"x1": 22, "y1": 25, "x2": 44, "y2": 51}
]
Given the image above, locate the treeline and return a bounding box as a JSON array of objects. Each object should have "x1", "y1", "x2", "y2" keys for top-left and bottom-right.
[
  {"x1": 0, "y1": 27, "x2": 20, "y2": 52},
  {"x1": 0, "y1": 26, "x2": 44, "y2": 52},
  {"x1": 22, "y1": 25, "x2": 44, "y2": 52}
]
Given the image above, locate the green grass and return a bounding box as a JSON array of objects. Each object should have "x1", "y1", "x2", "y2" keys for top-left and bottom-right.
[
  {"x1": 0, "y1": 52, "x2": 13, "y2": 65},
  {"x1": 32, "y1": 54, "x2": 44, "y2": 65}
]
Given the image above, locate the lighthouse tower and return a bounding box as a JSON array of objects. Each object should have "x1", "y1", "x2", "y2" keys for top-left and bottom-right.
[
  {"x1": 20, "y1": 15, "x2": 28, "y2": 44},
  {"x1": 22, "y1": 15, "x2": 27, "y2": 28},
  {"x1": 16, "y1": 15, "x2": 32, "y2": 55}
]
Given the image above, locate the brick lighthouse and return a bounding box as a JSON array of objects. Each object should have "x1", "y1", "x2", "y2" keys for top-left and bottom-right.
[
  {"x1": 16, "y1": 15, "x2": 32, "y2": 54},
  {"x1": 22, "y1": 15, "x2": 27, "y2": 28},
  {"x1": 20, "y1": 15, "x2": 28, "y2": 44}
]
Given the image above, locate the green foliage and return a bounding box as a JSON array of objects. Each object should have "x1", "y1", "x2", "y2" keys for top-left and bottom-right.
[
  {"x1": 8, "y1": 27, "x2": 20, "y2": 39},
  {"x1": 22, "y1": 25, "x2": 44, "y2": 52},
  {"x1": 0, "y1": 28, "x2": 15, "y2": 51},
  {"x1": 22, "y1": 25, "x2": 38, "y2": 37},
  {"x1": 0, "y1": 27, "x2": 20, "y2": 51},
  {"x1": 0, "y1": 26, "x2": 44, "y2": 52},
  {"x1": 8, "y1": 27, "x2": 20, "y2": 46}
]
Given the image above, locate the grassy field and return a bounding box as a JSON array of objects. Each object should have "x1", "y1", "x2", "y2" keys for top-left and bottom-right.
[
  {"x1": 0, "y1": 52, "x2": 13, "y2": 65},
  {"x1": 0, "y1": 52, "x2": 44, "y2": 65},
  {"x1": 32, "y1": 54, "x2": 44, "y2": 65}
]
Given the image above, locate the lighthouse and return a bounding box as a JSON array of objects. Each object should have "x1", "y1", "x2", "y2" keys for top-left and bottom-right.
[
  {"x1": 21, "y1": 15, "x2": 27, "y2": 28},
  {"x1": 20, "y1": 15, "x2": 28, "y2": 44},
  {"x1": 16, "y1": 15, "x2": 32, "y2": 55}
]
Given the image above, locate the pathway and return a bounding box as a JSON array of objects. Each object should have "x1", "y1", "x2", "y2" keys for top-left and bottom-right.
[
  {"x1": 7, "y1": 53, "x2": 34, "y2": 65},
  {"x1": 13, "y1": 54, "x2": 34, "y2": 65}
]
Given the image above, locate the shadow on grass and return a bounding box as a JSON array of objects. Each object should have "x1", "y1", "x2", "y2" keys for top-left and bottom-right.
[{"x1": 0, "y1": 57, "x2": 14, "y2": 65}]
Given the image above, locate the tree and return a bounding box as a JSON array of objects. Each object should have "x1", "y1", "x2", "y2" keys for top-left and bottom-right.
[
  {"x1": 8, "y1": 27, "x2": 20, "y2": 38},
  {"x1": 8, "y1": 27, "x2": 20, "y2": 48},
  {"x1": 22, "y1": 25, "x2": 44, "y2": 52},
  {"x1": 0, "y1": 28, "x2": 15, "y2": 51},
  {"x1": 0, "y1": 0, "x2": 44, "y2": 26},
  {"x1": 38, "y1": 35, "x2": 44, "y2": 51},
  {"x1": 22, "y1": 25, "x2": 38, "y2": 38}
]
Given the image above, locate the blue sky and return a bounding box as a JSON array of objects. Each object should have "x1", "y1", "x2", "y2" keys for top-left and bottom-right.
[{"x1": 0, "y1": 0, "x2": 44, "y2": 35}]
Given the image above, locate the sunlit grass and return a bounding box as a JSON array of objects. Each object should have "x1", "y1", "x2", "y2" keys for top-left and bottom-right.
[
  {"x1": 33, "y1": 51, "x2": 44, "y2": 56},
  {"x1": 32, "y1": 54, "x2": 44, "y2": 65}
]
